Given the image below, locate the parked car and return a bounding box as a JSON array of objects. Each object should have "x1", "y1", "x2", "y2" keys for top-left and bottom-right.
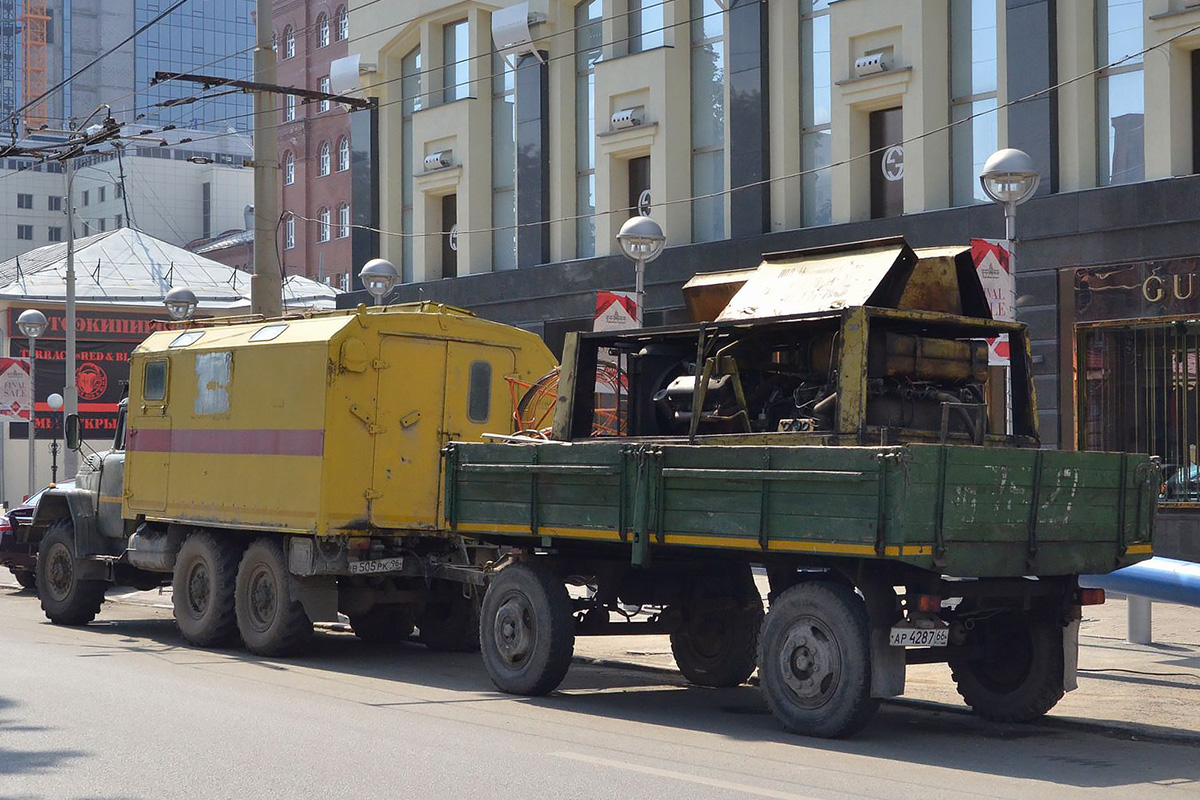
[{"x1": 1, "y1": 480, "x2": 75, "y2": 591}]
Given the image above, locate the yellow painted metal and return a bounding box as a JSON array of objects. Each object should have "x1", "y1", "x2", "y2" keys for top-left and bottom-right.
[
  {"x1": 125, "y1": 304, "x2": 556, "y2": 537},
  {"x1": 837, "y1": 306, "x2": 869, "y2": 436}
]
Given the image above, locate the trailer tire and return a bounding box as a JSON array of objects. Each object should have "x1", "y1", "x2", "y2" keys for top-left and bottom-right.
[
  {"x1": 949, "y1": 611, "x2": 1064, "y2": 723},
  {"x1": 37, "y1": 520, "x2": 106, "y2": 626},
  {"x1": 418, "y1": 589, "x2": 481, "y2": 652},
  {"x1": 173, "y1": 531, "x2": 242, "y2": 648},
  {"x1": 351, "y1": 604, "x2": 417, "y2": 644},
  {"x1": 670, "y1": 601, "x2": 763, "y2": 687},
  {"x1": 480, "y1": 561, "x2": 575, "y2": 696},
  {"x1": 12, "y1": 568, "x2": 36, "y2": 592},
  {"x1": 235, "y1": 538, "x2": 313, "y2": 657},
  {"x1": 757, "y1": 581, "x2": 878, "y2": 739}
]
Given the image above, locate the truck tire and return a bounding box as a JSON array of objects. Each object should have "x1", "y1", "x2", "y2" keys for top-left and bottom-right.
[
  {"x1": 949, "y1": 611, "x2": 1064, "y2": 723},
  {"x1": 37, "y1": 520, "x2": 107, "y2": 626},
  {"x1": 480, "y1": 561, "x2": 575, "y2": 696},
  {"x1": 757, "y1": 581, "x2": 878, "y2": 739},
  {"x1": 418, "y1": 589, "x2": 481, "y2": 652},
  {"x1": 235, "y1": 538, "x2": 313, "y2": 657},
  {"x1": 173, "y1": 531, "x2": 242, "y2": 648},
  {"x1": 351, "y1": 604, "x2": 417, "y2": 644},
  {"x1": 670, "y1": 601, "x2": 763, "y2": 687},
  {"x1": 11, "y1": 568, "x2": 36, "y2": 592}
]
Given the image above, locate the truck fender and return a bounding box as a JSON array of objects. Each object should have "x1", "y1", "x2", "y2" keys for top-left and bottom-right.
[{"x1": 29, "y1": 488, "x2": 110, "y2": 559}]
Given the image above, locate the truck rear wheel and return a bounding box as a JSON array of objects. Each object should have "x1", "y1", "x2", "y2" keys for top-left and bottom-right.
[
  {"x1": 173, "y1": 531, "x2": 242, "y2": 648},
  {"x1": 418, "y1": 587, "x2": 481, "y2": 652},
  {"x1": 235, "y1": 538, "x2": 313, "y2": 657},
  {"x1": 480, "y1": 561, "x2": 575, "y2": 696},
  {"x1": 757, "y1": 581, "x2": 878, "y2": 739},
  {"x1": 670, "y1": 601, "x2": 763, "y2": 687},
  {"x1": 37, "y1": 520, "x2": 107, "y2": 626},
  {"x1": 11, "y1": 568, "x2": 36, "y2": 592},
  {"x1": 949, "y1": 611, "x2": 1064, "y2": 722},
  {"x1": 351, "y1": 604, "x2": 417, "y2": 644}
]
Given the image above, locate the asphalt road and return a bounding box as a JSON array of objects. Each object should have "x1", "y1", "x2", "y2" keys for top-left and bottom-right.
[{"x1": 1, "y1": 586, "x2": 1198, "y2": 800}]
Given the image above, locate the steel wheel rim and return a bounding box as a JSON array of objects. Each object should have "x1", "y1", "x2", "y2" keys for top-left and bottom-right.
[
  {"x1": 45, "y1": 542, "x2": 73, "y2": 602},
  {"x1": 778, "y1": 615, "x2": 841, "y2": 709},
  {"x1": 247, "y1": 564, "x2": 278, "y2": 632},
  {"x1": 493, "y1": 590, "x2": 537, "y2": 669},
  {"x1": 184, "y1": 561, "x2": 211, "y2": 619}
]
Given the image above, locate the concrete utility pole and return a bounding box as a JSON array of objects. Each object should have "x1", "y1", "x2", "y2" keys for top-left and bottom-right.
[
  {"x1": 251, "y1": 0, "x2": 283, "y2": 318},
  {"x1": 63, "y1": 154, "x2": 78, "y2": 476}
]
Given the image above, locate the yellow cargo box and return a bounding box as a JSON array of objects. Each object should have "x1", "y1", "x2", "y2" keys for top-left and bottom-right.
[{"x1": 124, "y1": 303, "x2": 556, "y2": 536}]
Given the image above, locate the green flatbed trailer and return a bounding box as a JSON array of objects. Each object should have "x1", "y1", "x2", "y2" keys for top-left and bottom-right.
[{"x1": 448, "y1": 240, "x2": 1157, "y2": 738}]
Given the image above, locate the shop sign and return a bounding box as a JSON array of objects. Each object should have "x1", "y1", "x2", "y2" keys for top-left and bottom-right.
[
  {"x1": 1075, "y1": 257, "x2": 1200, "y2": 322},
  {"x1": 0, "y1": 358, "x2": 30, "y2": 420},
  {"x1": 971, "y1": 239, "x2": 1014, "y2": 365}
]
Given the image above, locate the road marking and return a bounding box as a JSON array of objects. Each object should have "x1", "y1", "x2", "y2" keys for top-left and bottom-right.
[{"x1": 552, "y1": 751, "x2": 824, "y2": 800}]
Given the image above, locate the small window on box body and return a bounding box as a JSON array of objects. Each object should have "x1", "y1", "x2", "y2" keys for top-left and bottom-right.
[
  {"x1": 250, "y1": 323, "x2": 288, "y2": 342},
  {"x1": 144, "y1": 361, "x2": 168, "y2": 402},
  {"x1": 467, "y1": 361, "x2": 492, "y2": 422}
]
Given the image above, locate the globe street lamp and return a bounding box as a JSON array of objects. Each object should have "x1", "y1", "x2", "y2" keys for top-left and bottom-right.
[
  {"x1": 979, "y1": 148, "x2": 1040, "y2": 243},
  {"x1": 359, "y1": 258, "x2": 400, "y2": 306},
  {"x1": 17, "y1": 309, "x2": 48, "y2": 496},
  {"x1": 163, "y1": 287, "x2": 199, "y2": 321},
  {"x1": 616, "y1": 216, "x2": 666, "y2": 327}
]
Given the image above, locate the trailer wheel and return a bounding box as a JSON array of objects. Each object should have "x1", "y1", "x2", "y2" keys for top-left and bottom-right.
[
  {"x1": 173, "y1": 531, "x2": 242, "y2": 648},
  {"x1": 670, "y1": 601, "x2": 763, "y2": 687},
  {"x1": 757, "y1": 582, "x2": 878, "y2": 739},
  {"x1": 37, "y1": 520, "x2": 107, "y2": 626},
  {"x1": 480, "y1": 561, "x2": 575, "y2": 696},
  {"x1": 949, "y1": 611, "x2": 1064, "y2": 722},
  {"x1": 351, "y1": 604, "x2": 417, "y2": 644},
  {"x1": 418, "y1": 589, "x2": 481, "y2": 652},
  {"x1": 11, "y1": 568, "x2": 36, "y2": 592},
  {"x1": 235, "y1": 538, "x2": 313, "y2": 657}
]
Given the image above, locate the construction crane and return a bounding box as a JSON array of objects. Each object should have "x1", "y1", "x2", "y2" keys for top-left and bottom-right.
[{"x1": 19, "y1": 0, "x2": 50, "y2": 128}]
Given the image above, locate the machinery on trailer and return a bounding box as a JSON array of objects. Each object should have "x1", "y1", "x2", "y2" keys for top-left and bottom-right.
[
  {"x1": 25, "y1": 303, "x2": 556, "y2": 656},
  {"x1": 446, "y1": 239, "x2": 1158, "y2": 738}
]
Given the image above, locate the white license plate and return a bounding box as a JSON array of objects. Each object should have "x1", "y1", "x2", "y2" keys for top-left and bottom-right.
[
  {"x1": 889, "y1": 626, "x2": 949, "y2": 647},
  {"x1": 348, "y1": 557, "x2": 404, "y2": 575}
]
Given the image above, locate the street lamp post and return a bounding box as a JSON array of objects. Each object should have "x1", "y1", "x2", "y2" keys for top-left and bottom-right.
[
  {"x1": 47, "y1": 393, "x2": 64, "y2": 484},
  {"x1": 359, "y1": 259, "x2": 400, "y2": 306},
  {"x1": 616, "y1": 216, "x2": 667, "y2": 327},
  {"x1": 17, "y1": 310, "x2": 48, "y2": 497}
]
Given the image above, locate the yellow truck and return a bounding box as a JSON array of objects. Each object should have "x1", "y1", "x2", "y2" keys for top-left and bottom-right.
[{"x1": 27, "y1": 303, "x2": 556, "y2": 656}]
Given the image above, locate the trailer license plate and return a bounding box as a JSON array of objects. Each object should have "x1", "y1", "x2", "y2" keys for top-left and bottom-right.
[
  {"x1": 349, "y1": 557, "x2": 404, "y2": 575},
  {"x1": 889, "y1": 626, "x2": 949, "y2": 647}
]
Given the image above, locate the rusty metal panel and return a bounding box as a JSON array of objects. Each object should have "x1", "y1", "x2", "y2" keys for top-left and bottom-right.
[
  {"x1": 869, "y1": 333, "x2": 989, "y2": 383},
  {"x1": 681, "y1": 268, "x2": 753, "y2": 322}
]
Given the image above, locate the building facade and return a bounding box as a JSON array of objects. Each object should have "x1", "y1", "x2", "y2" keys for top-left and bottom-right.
[{"x1": 273, "y1": 0, "x2": 355, "y2": 289}]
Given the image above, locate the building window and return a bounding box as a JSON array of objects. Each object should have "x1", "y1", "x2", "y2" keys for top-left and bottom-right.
[
  {"x1": 82, "y1": 189, "x2": 89, "y2": 206},
  {"x1": 576, "y1": 0, "x2": 602, "y2": 257},
  {"x1": 950, "y1": 0, "x2": 999, "y2": 206},
  {"x1": 17, "y1": 224, "x2": 33, "y2": 240},
  {"x1": 492, "y1": 52, "x2": 517, "y2": 270},
  {"x1": 202, "y1": 181, "x2": 212, "y2": 238},
  {"x1": 48, "y1": 195, "x2": 62, "y2": 211},
  {"x1": 319, "y1": 141, "x2": 331, "y2": 176},
  {"x1": 691, "y1": 0, "x2": 726, "y2": 242},
  {"x1": 318, "y1": 206, "x2": 331, "y2": 242},
  {"x1": 284, "y1": 215, "x2": 295, "y2": 249},
  {"x1": 443, "y1": 19, "x2": 469, "y2": 104},
  {"x1": 284, "y1": 150, "x2": 295, "y2": 184},
  {"x1": 82, "y1": 221, "x2": 90, "y2": 235},
  {"x1": 319, "y1": 76, "x2": 331, "y2": 112},
  {"x1": 284, "y1": 94, "x2": 296, "y2": 122},
  {"x1": 115, "y1": 183, "x2": 123, "y2": 199},
  {"x1": 338, "y1": 202, "x2": 350, "y2": 238},
  {"x1": 629, "y1": 0, "x2": 665, "y2": 54},
  {"x1": 317, "y1": 13, "x2": 329, "y2": 48},
  {"x1": 115, "y1": 214, "x2": 122, "y2": 228},
  {"x1": 869, "y1": 107, "x2": 904, "y2": 218},
  {"x1": 99, "y1": 218, "x2": 106, "y2": 232},
  {"x1": 272, "y1": 29, "x2": 278, "y2": 53},
  {"x1": 401, "y1": 46, "x2": 422, "y2": 282},
  {"x1": 336, "y1": 6, "x2": 348, "y2": 41},
  {"x1": 1097, "y1": 0, "x2": 1144, "y2": 185},
  {"x1": 98, "y1": 185, "x2": 106, "y2": 203},
  {"x1": 801, "y1": 0, "x2": 832, "y2": 226},
  {"x1": 337, "y1": 136, "x2": 350, "y2": 172},
  {"x1": 284, "y1": 25, "x2": 295, "y2": 59},
  {"x1": 48, "y1": 226, "x2": 62, "y2": 242},
  {"x1": 17, "y1": 193, "x2": 33, "y2": 209}
]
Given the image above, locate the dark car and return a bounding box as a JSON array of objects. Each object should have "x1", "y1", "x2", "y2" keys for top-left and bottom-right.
[{"x1": 1, "y1": 480, "x2": 75, "y2": 591}]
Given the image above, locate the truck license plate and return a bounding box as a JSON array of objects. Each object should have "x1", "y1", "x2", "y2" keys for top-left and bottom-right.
[
  {"x1": 349, "y1": 557, "x2": 404, "y2": 575},
  {"x1": 889, "y1": 626, "x2": 949, "y2": 647}
]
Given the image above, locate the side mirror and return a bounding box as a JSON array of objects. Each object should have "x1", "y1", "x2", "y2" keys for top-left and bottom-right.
[{"x1": 65, "y1": 414, "x2": 80, "y2": 450}]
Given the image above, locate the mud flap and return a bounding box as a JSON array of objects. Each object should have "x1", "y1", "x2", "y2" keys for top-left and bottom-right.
[
  {"x1": 296, "y1": 576, "x2": 339, "y2": 622},
  {"x1": 1062, "y1": 618, "x2": 1080, "y2": 693},
  {"x1": 870, "y1": 627, "x2": 906, "y2": 698}
]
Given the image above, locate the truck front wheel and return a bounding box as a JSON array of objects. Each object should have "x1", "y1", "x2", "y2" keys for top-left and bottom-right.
[
  {"x1": 173, "y1": 531, "x2": 242, "y2": 648},
  {"x1": 670, "y1": 601, "x2": 763, "y2": 687},
  {"x1": 757, "y1": 581, "x2": 878, "y2": 739},
  {"x1": 37, "y1": 520, "x2": 107, "y2": 626},
  {"x1": 480, "y1": 561, "x2": 575, "y2": 696},
  {"x1": 235, "y1": 538, "x2": 313, "y2": 657},
  {"x1": 949, "y1": 611, "x2": 1064, "y2": 722}
]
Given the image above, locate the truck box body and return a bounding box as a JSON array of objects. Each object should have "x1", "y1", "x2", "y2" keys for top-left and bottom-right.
[{"x1": 125, "y1": 305, "x2": 556, "y2": 536}]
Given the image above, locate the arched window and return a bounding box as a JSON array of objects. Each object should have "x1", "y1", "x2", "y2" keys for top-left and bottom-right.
[
  {"x1": 319, "y1": 76, "x2": 331, "y2": 112},
  {"x1": 284, "y1": 214, "x2": 295, "y2": 249},
  {"x1": 283, "y1": 25, "x2": 295, "y2": 59},
  {"x1": 318, "y1": 142, "x2": 331, "y2": 176},
  {"x1": 317, "y1": 13, "x2": 329, "y2": 48},
  {"x1": 337, "y1": 136, "x2": 350, "y2": 171},
  {"x1": 283, "y1": 151, "x2": 295, "y2": 184},
  {"x1": 318, "y1": 207, "x2": 331, "y2": 242},
  {"x1": 336, "y1": 6, "x2": 348, "y2": 40},
  {"x1": 338, "y1": 202, "x2": 350, "y2": 238},
  {"x1": 283, "y1": 94, "x2": 296, "y2": 122}
]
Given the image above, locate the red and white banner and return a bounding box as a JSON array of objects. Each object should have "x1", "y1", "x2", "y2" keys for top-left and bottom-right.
[
  {"x1": 0, "y1": 357, "x2": 31, "y2": 420},
  {"x1": 971, "y1": 238, "x2": 1015, "y2": 366},
  {"x1": 594, "y1": 290, "x2": 639, "y2": 331}
]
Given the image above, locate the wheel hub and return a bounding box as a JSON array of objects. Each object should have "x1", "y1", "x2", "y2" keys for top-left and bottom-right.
[
  {"x1": 493, "y1": 593, "x2": 536, "y2": 667},
  {"x1": 46, "y1": 543, "x2": 72, "y2": 602},
  {"x1": 186, "y1": 563, "x2": 211, "y2": 616},
  {"x1": 248, "y1": 566, "x2": 277, "y2": 630},
  {"x1": 778, "y1": 617, "x2": 840, "y2": 709}
]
